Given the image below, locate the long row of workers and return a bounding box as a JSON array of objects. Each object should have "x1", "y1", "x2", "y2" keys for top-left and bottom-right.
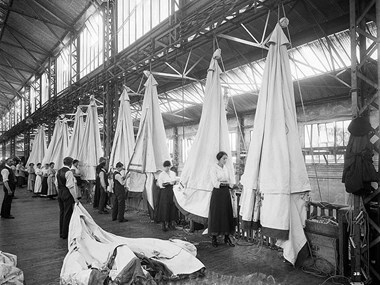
[{"x1": 1, "y1": 151, "x2": 236, "y2": 247}]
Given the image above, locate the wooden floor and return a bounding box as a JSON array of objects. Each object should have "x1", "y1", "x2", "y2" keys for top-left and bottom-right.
[{"x1": 0, "y1": 187, "x2": 339, "y2": 285}]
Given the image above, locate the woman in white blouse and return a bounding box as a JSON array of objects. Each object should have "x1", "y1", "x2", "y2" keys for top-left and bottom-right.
[
  {"x1": 208, "y1": 151, "x2": 235, "y2": 247},
  {"x1": 33, "y1": 163, "x2": 43, "y2": 196},
  {"x1": 156, "y1": 160, "x2": 178, "y2": 231},
  {"x1": 47, "y1": 162, "x2": 57, "y2": 199},
  {"x1": 27, "y1": 163, "x2": 36, "y2": 192}
]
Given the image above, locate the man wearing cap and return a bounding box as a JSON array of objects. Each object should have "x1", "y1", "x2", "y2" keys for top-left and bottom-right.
[
  {"x1": 57, "y1": 157, "x2": 79, "y2": 239},
  {"x1": 95, "y1": 157, "x2": 109, "y2": 214},
  {"x1": 1, "y1": 158, "x2": 16, "y2": 219}
]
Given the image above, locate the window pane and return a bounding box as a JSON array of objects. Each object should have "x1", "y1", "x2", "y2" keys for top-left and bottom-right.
[
  {"x1": 79, "y1": 12, "x2": 104, "y2": 78},
  {"x1": 41, "y1": 73, "x2": 49, "y2": 105},
  {"x1": 143, "y1": 0, "x2": 151, "y2": 35},
  {"x1": 335, "y1": 121, "x2": 344, "y2": 146},
  {"x1": 136, "y1": 1, "x2": 143, "y2": 39},
  {"x1": 311, "y1": 124, "x2": 318, "y2": 147},
  {"x1": 130, "y1": 0, "x2": 136, "y2": 44},
  {"x1": 160, "y1": 0, "x2": 169, "y2": 22},
  {"x1": 343, "y1": 120, "x2": 351, "y2": 145},
  {"x1": 303, "y1": 120, "x2": 350, "y2": 164},
  {"x1": 325, "y1": 122, "x2": 335, "y2": 147},
  {"x1": 229, "y1": 132, "x2": 237, "y2": 152},
  {"x1": 304, "y1": 124, "x2": 311, "y2": 147},
  {"x1": 152, "y1": 0, "x2": 160, "y2": 28}
]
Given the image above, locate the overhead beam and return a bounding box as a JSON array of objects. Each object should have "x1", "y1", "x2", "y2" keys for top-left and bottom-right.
[
  {"x1": 214, "y1": 33, "x2": 267, "y2": 50},
  {"x1": 32, "y1": 0, "x2": 71, "y2": 29},
  {"x1": 0, "y1": 49, "x2": 35, "y2": 73},
  {"x1": 0, "y1": 75, "x2": 23, "y2": 99},
  {"x1": 7, "y1": 28, "x2": 42, "y2": 65},
  {"x1": 0, "y1": 3, "x2": 70, "y2": 29},
  {"x1": 0, "y1": 62, "x2": 33, "y2": 74},
  {"x1": 0, "y1": 0, "x2": 13, "y2": 43},
  {"x1": 0, "y1": 40, "x2": 46, "y2": 55},
  {"x1": 5, "y1": 24, "x2": 50, "y2": 54},
  {"x1": 24, "y1": 0, "x2": 66, "y2": 46},
  {"x1": 0, "y1": 91, "x2": 13, "y2": 103}
]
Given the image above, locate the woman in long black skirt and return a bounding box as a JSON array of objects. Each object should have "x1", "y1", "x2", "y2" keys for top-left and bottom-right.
[
  {"x1": 40, "y1": 163, "x2": 49, "y2": 197},
  {"x1": 156, "y1": 160, "x2": 178, "y2": 231},
  {"x1": 208, "y1": 151, "x2": 235, "y2": 247}
]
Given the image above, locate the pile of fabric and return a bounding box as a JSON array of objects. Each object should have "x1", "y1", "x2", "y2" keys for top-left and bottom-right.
[
  {"x1": 0, "y1": 251, "x2": 24, "y2": 285},
  {"x1": 60, "y1": 204, "x2": 205, "y2": 284}
]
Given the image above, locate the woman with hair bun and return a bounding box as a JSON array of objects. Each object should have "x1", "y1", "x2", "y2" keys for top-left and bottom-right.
[{"x1": 208, "y1": 151, "x2": 235, "y2": 247}]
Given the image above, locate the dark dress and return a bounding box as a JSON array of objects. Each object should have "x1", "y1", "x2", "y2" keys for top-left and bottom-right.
[
  {"x1": 156, "y1": 184, "x2": 178, "y2": 223},
  {"x1": 93, "y1": 165, "x2": 102, "y2": 208},
  {"x1": 208, "y1": 185, "x2": 235, "y2": 236},
  {"x1": 41, "y1": 169, "x2": 49, "y2": 196},
  {"x1": 156, "y1": 171, "x2": 177, "y2": 223}
]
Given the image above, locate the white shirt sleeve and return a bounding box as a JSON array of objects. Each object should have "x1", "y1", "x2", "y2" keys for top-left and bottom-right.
[
  {"x1": 65, "y1": 170, "x2": 77, "y2": 199},
  {"x1": 1, "y1": 168, "x2": 9, "y2": 182},
  {"x1": 210, "y1": 166, "x2": 220, "y2": 189},
  {"x1": 115, "y1": 173, "x2": 125, "y2": 186},
  {"x1": 157, "y1": 172, "x2": 164, "y2": 188}
]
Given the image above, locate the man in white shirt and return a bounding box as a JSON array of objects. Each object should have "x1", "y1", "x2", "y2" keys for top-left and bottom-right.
[
  {"x1": 1, "y1": 158, "x2": 16, "y2": 219},
  {"x1": 56, "y1": 157, "x2": 79, "y2": 239}
]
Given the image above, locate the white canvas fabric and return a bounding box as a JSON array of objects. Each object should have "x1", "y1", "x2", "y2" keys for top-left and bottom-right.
[
  {"x1": 66, "y1": 107, "x2": 85, "y2": 159},
  {"x1": 60, "y1": 204, "x2": 204, "y2": 284},
  {"x1": 128, "y1": 74, "x2": 170, "y2": 207},
  {"x1": 78, "y1": 96, "x2": 103, "y2": 180},
  {"x1": 239, "y1": 23, "x2": 311, "y2": 265},
  {"x1": 26, "y1": 126, "x2": 47, "y2": 166},
  {"x1": 173, "y1": 49, "x2": 235, "y2": 222},
  {"x1": 42, "y1": 119, "x2": 69, "y2": 169},
  {"x1": 0, "y1": 251, "x2": 24, "y2": 285},
  {"x1": 109, "y1": 86, "x2": 135, "y2": 169}
]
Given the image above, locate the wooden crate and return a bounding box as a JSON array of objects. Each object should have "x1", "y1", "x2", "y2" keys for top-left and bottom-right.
[
  {"x1": 305, "y1": 232, "x2": 338, "y2": 272},
  {"x1": 305, "y1": 219, "x2": 339, "y2": 238},
  {"x1": 305, "y1": 201, "x2": 346, "y2": 273}
]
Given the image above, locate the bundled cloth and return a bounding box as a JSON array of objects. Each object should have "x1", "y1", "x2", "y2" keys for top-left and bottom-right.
[
  {"x1": 60, "y1": 203, "x2": 205, "y2": 284},
  {"x1": 0, "y1": 251, "x2": 24, "y2": 285},
  {"x1": 342, "y1": 116, "x2": 378, "y2": 195}
]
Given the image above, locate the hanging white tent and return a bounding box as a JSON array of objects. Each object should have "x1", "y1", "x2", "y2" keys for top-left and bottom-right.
[
  {"x1": 173, "y1": 49, "x2": 235, "y2": 224},
  {"x1": 26, "y1": 126, "x2": 47, "y2": 166},
  {"x1": 239, "y1": 23, "x2": 311, "y2": 265},
  {"x1": 77, "y1": 95, "x2": 103, "y2": 180},
  {"x1": 109, "y1": 86, "x2": 135, "y2": 169},
  {"x1": 66, "y1": 107, "x2": 85, "y2": 160},
  {"x1": 128, "y1": 73, "x2": 170, "y2": 218},
  {"x1": 42, "y1": 118, "x2": 69, "y2": 169}
]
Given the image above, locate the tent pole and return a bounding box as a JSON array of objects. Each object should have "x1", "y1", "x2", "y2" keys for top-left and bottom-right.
[{"x1": 349, "y1": 0, "x2": 361, "y2": 282}]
